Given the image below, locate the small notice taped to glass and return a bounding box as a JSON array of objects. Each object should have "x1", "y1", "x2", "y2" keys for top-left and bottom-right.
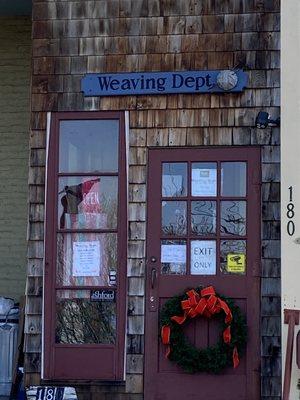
[
  {"x1": 192, "y1": 168, "x2": 217, "y2": 196},
  {"x1": 227, "y1": 253, "x2": 246, "y2": 273},
  {"x1": 73, "y1": 241, "x2": 100, "y2": 277},
  {"x1": 161, "y1": 244, "x2": 186, "y2": 264},
  {"x1": 191, "y1": 240, "x2": 216, "y2": 275}
]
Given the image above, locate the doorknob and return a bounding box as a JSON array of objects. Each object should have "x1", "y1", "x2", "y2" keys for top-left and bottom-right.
[{"x1": 151, "y1": 268, "x2": 157, "y2": 289}]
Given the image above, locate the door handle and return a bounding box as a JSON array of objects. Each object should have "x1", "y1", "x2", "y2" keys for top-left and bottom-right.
[{"x1": 151, "y1": 268, "x2": 157, "y2": 289}]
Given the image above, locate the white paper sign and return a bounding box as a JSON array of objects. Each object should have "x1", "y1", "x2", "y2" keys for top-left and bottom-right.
[
  {"x1": 162, "y1": 175, "x2": 183, "y2": 197},
  {"x1": 73, "y1": 241, "x2": 101, "y2": 277},
  {"x1": 191, "y1": 240, "x2": 216, "y2": 275},
  {"x1": 192, "y1": 168, "x2": 217, "y2": 196},
  {"x1": 161, "y1": 244, "x2": 186, "y2": 264}
]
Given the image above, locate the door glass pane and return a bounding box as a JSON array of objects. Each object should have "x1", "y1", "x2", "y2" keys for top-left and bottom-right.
[
  {"x1": 220, "y1": 240, "x2": 246, "y2": 274},
  {"x1": 58, "y1": 176, "x2": 118, "y2": 230},
  {"x1": 162, "y1": 201, "x2": 187, "y2": 236},
  {"x1": 59, "y1": 120, "x2": 119, "y2": 173},
  {"x1": 162, "y1": 163, "x2": 187, "y2": 197},
  {"x1": 191, "y1": 201, "x2": 216, "y2": 236},
  {"x1": 56, "y1": 290, "x2": 116, "y2": 344},
  {"x1": 191, "y1": 240, "x2": 216, "y2": 275},
  {"x1": 221, "y1": 162, "x2": 246, "y2": 197},
  {"x1": 191, "y1": 162, "x2": 217, "y2": 197},
  {"x1": 221, "y1": 201, "x2": 246, "y2": 236},
  {"x1": 161, "y1": 240, "x2": 186, "y2": 275},
  {"x1": 56, "y1": 233, "x2": 117, "y2": 287}
]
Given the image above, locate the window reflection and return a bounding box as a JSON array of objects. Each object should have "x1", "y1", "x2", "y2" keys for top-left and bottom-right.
[
  {"x1": 56, "y1": 290, "x2": 116, "y2": 344},
  {"x1": 191, "y1": 201, "x2": 216, "y2": 236},
  {"x1": 58, "y1": 177, "x2": 118, "y2": 230},
  {"x1": 221, "y1": 162, "x2": 246, "y2": 197},
  {"x1": 59, "y1": 120, "x2": 119, "y2": 173},
  {"x1": 162, "y1": 163, "x2": 187, "y2": 197},
  {"x1": 221, "y1": 201, "x2": 246, "y2": 236},
  {"x1": 161, "y1": 201, "x2": 187, "y2": 236}
]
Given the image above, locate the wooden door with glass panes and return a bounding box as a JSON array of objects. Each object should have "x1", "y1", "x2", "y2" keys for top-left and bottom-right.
[
  {"x1": 44, "y1": 112, "x2": 126, "y2": 380},
  {"x1": 145, "y1": 147, "x2": 260, "y2": 400}
]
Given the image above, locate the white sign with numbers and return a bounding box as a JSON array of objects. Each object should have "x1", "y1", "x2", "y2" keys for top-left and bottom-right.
[{"x1": 27, "y1": 387, "x2": 77, "y2": 400}]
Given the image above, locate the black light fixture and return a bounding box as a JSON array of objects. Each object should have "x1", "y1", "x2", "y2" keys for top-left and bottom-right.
[{"x1": 255, "y1": 111, "x2": 280, "y2": 129}]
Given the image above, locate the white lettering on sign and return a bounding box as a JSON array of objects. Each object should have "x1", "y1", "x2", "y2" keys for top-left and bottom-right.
[
  {"x1": 192, "y1": 168, "x2": 217, "y2": 196},
  {"x1": 73, "y1": 241, "x2": 101, "y2": 277},
  {"x1": 191, "y1": 240, "x2": 216, "y2": 275},
  {"x1": 82, "y1": 70, "x2": 248, "y2": 97},
  {"x1": 161, "y1": 244, "x2": 186, "y2": 264},
  {"x1": 97, "y1": 73, "x2": 214, "y2": 93}
]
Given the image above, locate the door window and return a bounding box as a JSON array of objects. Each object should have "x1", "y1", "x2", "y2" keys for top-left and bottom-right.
[
  {"x1": 161, "y1": 161, "x2": 247, "y2": 275},
  {"x1": 59, "y1": 119, "x2": 119, "y2": 173}
]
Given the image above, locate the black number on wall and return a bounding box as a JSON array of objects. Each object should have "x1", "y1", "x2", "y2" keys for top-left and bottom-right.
[{"x1": 287, "y1": 186, "x2": 295, "y2": 236}]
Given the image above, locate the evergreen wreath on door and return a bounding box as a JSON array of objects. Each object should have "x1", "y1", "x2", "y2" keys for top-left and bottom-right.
[{"x1": 160, "y1": 286, "x2": 247, "y2": 374}]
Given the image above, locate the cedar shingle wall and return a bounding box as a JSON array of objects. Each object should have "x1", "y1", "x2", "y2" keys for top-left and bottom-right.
[{"x1": 26, "y1": 1, "x2": 280, "y2": 398}]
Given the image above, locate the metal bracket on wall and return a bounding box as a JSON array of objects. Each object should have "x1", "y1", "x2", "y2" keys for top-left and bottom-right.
[{"x1": 283, "y1": 309, "x2": 300, "y2": 400}]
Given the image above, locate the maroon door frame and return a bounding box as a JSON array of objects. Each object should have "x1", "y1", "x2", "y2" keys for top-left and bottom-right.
[
  {"x1": 43, "y1": 111, "x2": 127, "y2": 381},
  {"x1": 144, "y1": 147, "x2": 261, "y2": 400}
]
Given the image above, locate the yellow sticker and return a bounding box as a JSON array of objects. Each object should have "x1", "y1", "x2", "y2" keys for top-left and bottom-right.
[{"x1": 227, "y1": 253, "x2": 246, "y2": 273}]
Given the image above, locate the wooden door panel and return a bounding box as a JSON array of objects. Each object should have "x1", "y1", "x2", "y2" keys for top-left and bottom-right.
[
  {"x1": 145, "y1": 147, "x2": 260, "y2": 400},
  {"x1": 53, "y1": 347, "x2": 115, "y2": 380},
  {"x1": 146, "y1": 375, "x2": 247, "y2": 400}
]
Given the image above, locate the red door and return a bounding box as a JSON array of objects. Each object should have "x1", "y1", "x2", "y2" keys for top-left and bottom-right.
[
  {"x1": 145, "y1": 147, "x2": 260, "y2": 400},
  {"x1": 43, "y1": 112, "x2": 127, "y2": 381}
]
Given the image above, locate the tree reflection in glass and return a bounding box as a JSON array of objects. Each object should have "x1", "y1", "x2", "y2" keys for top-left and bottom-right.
[
  {"x1": 191, "y1": 201, "x2": 216, "y2": 236},
  {"x1": 162, "y1": 163, "x2": 187, "y2": 198},
  {"x1": 221, "y1": 201, "x2": 246, "y2": 236},
  {"x1": 161, "y1": 201, "x2": 187, "y2": 236},
  {"x1": 56, "y1": 291, "x2": 116, "y2": 344}
]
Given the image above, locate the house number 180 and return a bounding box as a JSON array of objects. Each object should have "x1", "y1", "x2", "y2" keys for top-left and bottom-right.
[{"x1": 287, "y1": 186, "x2": 295, "y2": 236}]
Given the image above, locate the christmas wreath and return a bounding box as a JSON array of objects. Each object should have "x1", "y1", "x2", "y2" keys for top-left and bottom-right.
[{"x1": 160, "y1": 286, "x2": 247, "y2": 374}]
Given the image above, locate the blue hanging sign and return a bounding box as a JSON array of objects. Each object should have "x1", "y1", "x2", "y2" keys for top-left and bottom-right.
[{"x1": 81, "y1": 69, "x2": 247, "y2": 97}]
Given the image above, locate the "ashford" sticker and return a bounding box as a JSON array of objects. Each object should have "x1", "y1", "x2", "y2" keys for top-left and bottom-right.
[
  {"x1": 81, "y1": 70, "x2": 247, "y2": 97},
  {"x1": 90, "y1": 289, "x2": 115, "y2": 302}
]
